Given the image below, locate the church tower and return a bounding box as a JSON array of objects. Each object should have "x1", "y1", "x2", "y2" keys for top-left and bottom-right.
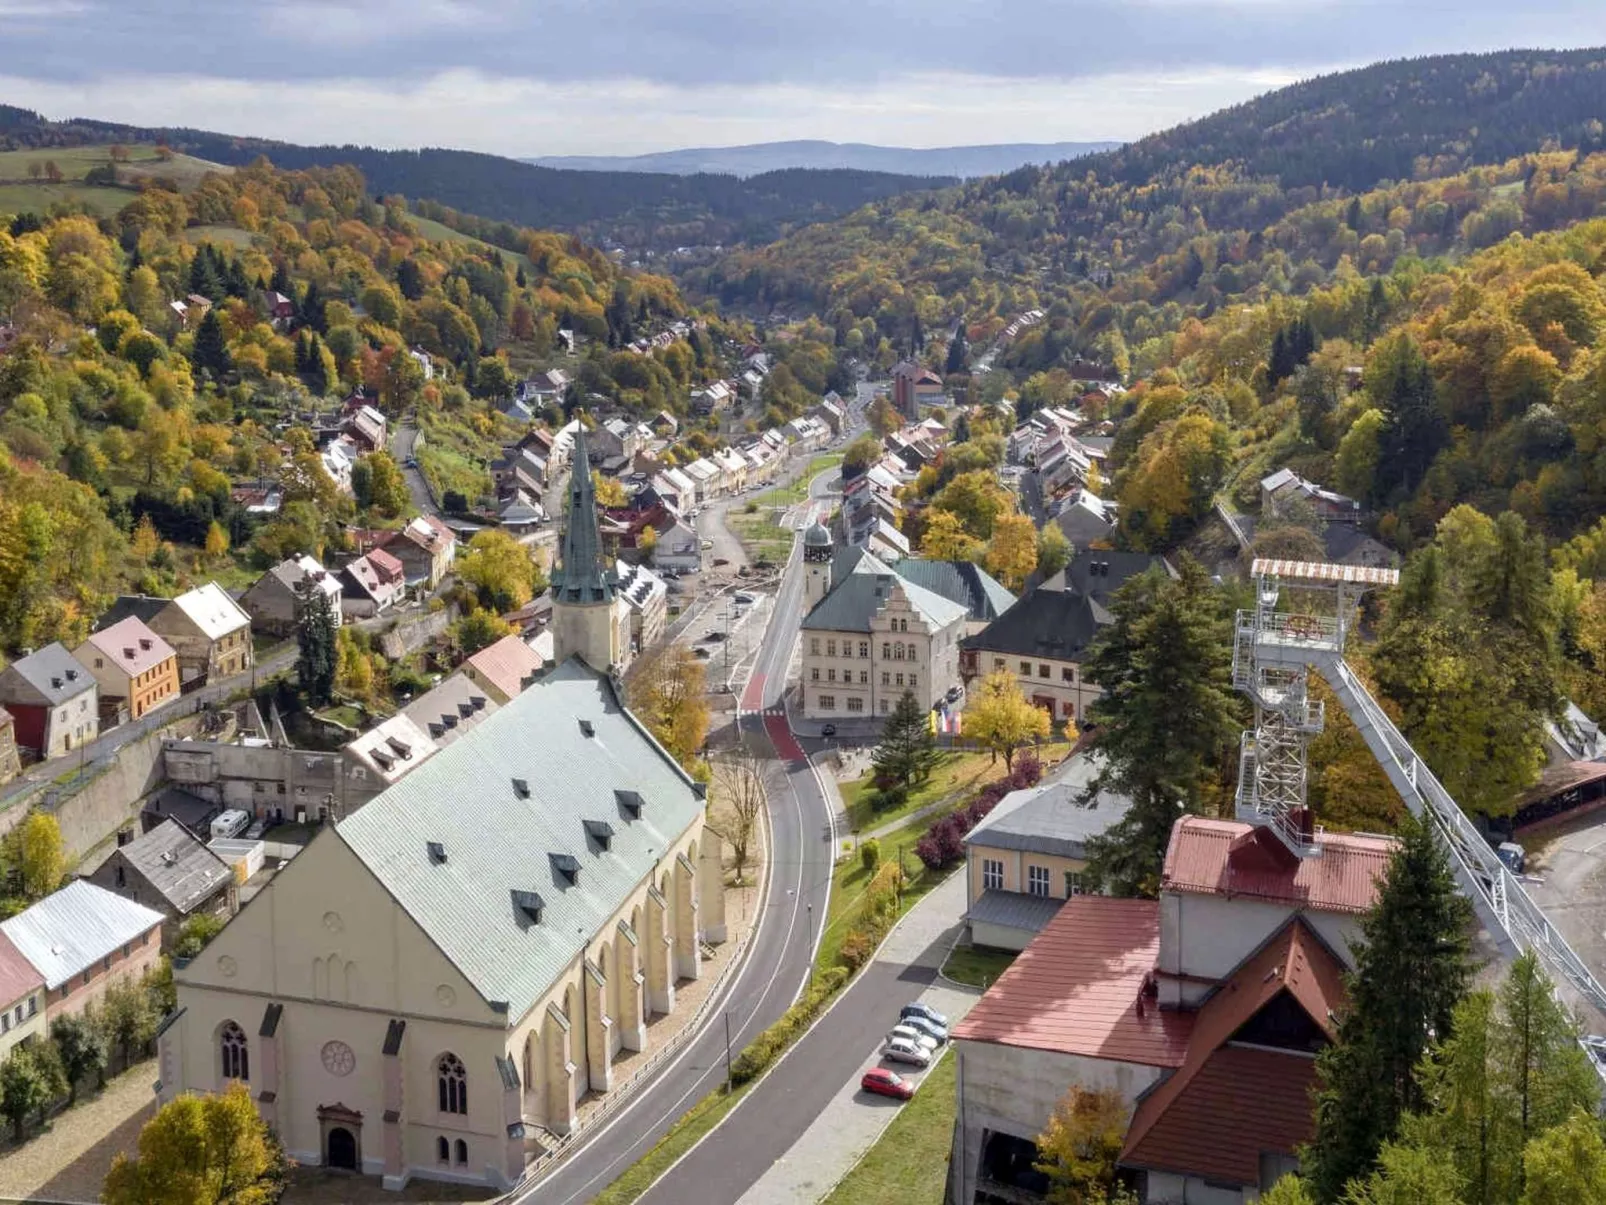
[
  {"x1": 803, "y1": 520, "x2": 834, "y2": 611},
  {"x1": 550, "y1": 424, "x2": 622, "y2": 672}
]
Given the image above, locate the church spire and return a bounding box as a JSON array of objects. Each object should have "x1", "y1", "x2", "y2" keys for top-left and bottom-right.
[{"x1": 553, "y1": 423, "x2": 614, "y2": 605}]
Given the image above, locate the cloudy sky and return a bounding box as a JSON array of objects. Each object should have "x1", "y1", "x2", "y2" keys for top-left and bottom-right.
[{"x1": 4, "y1": 1, "x2": 1606, "y2": 156}]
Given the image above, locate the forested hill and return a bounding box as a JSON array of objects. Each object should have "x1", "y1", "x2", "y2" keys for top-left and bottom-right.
[
  {"x1": 1079, "y1": 48, "x2": 1606, "y2": 193},
  {"x1": 0, "y1": 107, "x2": 951, "y2": 254}
]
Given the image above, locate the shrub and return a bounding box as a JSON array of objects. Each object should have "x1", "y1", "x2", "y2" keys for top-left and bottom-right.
[
  {"x1": 860, "y1": 838, "x2": 882, "y2": 874},
  {"x1": 916, "y1": 814, "x2": 967, "y2": 870},
  {"x1": 840, "y1": 929, "x2": 876, "y2": 971},
  {"x1": 869, "y1": 784, "x2": 907, "y2": 813}
]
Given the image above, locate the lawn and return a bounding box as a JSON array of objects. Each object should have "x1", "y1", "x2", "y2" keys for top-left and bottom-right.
[
  {"x1": 591, "y1": 1082, "x2": 753, "y2": 1205},
  {"x1": 840, "y1": 741, "x2": 1073, "y2": 836},
  {"x1": 764, "y1": 452, "x2": 845, "y2": 507},
  {"x1": 0, "y1": 182, "x2": 130, "y2": 217},
  {"x1": 941, "y1": 944, "x2": 1017, "y2": 989},
  {"x1": 822, "y1": 1050, "x2": 957, "y2": 1205},
  {"x1": 725, "y1": 452, "x2": 845, "y2": 563},
  {"x1": 0, "y1": 144, "x2": 226, "y2": 190},
  {"x1": 409, "y1": 213, "x2": 537, "y2": 271},
  {"x1": 817, "y1": 837, "x2": 952, "y2": 978}
]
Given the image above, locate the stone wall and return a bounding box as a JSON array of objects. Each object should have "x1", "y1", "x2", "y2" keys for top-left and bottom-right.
[{"x1": 378, "y1": 606, "x2": 456, "y2": 661}]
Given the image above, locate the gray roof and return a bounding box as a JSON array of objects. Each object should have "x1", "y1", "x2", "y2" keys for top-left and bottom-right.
[
  {"x1": 888, "y1": 558, "x2": 1017, "y2": 623},
  {"x1": 116, "y1": 819, "x2": 231, "y2": 915},
  {"x1": 0, "y1": 880, "x2": 164, "y2": 989},
  {"x1": 94, "y1": 595, "x2": 170, "y2": 633},
  {"x1": 551, "y1": 425, "x2": 615, "y2": 605},
  {"x1": 336, "y1": 658, "x2": 705, "y2": 1022},
  {"x1": 804, "y1": 521, "x2": 833, "y2": 548},
  {"x1": 966, "y1": 888, "x2": 1064, "y2": 935},
  {"x1": 964, "y1": 754, "x2": 1132, "y2": 860},
  {"x1": 0, "y1": 642, "x2": 95, "y2": 706},
  {"x1": 802, "y1": 552, "x2": 969, "y2": 634},
  {"x1": 400, "y1": 674, "x2": 499, "y2": 749}
]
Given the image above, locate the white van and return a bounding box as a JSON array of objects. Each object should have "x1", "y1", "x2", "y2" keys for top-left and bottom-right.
[{"x1": 211, "y1": 809, "x2": 251, "y2": 840}]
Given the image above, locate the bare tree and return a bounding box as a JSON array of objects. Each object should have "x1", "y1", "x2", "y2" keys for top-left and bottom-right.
[{"x1": 712, "y1": 742, "x2": 766, "y2": 885}]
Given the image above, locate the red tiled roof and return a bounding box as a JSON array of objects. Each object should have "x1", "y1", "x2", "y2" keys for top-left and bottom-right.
[
  {"x1": 1161, "y1": 817, "x2": 1393, "y2": 915},
  {"x1": 81, "y1": 616, "x2": 177, "y2": 678},
  {"x1": 464, "y1": 634, "x2": 545, "y2": 700},
  {"x1": 367, "y1": 547, "x2": 404, "y2": 582},
  {"x1": 952, "y1": 897, "x2": 1191, "y2": 1067},
  {"x1": 1122, "y1": 918, "x2": 1347, "y2": 1184},
  {"x1": 0, "y1": 931, "x2": 43, "y2": 1007}
]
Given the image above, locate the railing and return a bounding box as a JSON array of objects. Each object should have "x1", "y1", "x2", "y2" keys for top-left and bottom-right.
[{"x1": 1257, "y1": 610, "x2": 1345, "y2": 649}]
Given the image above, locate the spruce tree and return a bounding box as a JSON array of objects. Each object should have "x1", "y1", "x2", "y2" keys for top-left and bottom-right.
[
  {"x1": 190, "y1": 308, "x2": 230, "y2": 380},
  {"x1": 870, "y1": 690, "x2": 937, "y2": 806},
  {"x1": 1080, "y1": 557, "x2": 1240, "y2": 894},
  {"x1": 269, "y1": 261, "x2": 292, "y2": 298},
  {"x1": 296, "y1": 583, "x2": 338, "y2": 706},
  {"x1": 1303, "y1": 812, "x2": 1473, "y2": 1203},
  {"x1": 300, "y1": 280, "x2": 326, "y2": 332},
  {"x1": 945, "y1": 326, "x2": 969, "y2": 374}
]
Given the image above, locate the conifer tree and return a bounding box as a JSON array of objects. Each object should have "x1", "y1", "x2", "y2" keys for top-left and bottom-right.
[
  {"x1": 300, "y1": 280, "x2": 326, "y2": 332},
  {"x1": 1303, "y1": 813, "x2": 1474, "y2": 1203},
  {"x1": 870, "y1": 690, "x2": 938, "y2": 806},
  {"x1": 945, "y1": 325, "x2": 969, "y2": 374},
  {"x1": 191, "y1": 308, "x2": 231, "y2": 379},
  {"x1": 296, "y1": 581, "x2": 339, "y2": 706}
]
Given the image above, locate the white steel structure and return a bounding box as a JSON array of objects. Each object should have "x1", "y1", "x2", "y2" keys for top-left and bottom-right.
[{"x1": 1234, "y1": 558, "x2": 1606, "y2": 1033}]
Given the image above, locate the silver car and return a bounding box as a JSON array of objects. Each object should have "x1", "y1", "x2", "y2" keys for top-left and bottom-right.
[
  {"x1": 883, "y1": 1036, "x2": 932, "y2": 1068},
  {"x1": 900, "y1": 1014, "x2": 947, "y2": 1044},
  {"x1": 888, "y1": 1024, "x2": 939, "y2": 1053}
]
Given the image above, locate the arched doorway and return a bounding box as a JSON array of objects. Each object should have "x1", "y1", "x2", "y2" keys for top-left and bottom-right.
[{"x1": 328, "y1": 1127, "x2": 357, "y2": 1170}]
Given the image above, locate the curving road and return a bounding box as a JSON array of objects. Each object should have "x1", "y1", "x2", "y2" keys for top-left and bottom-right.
[{"x1": 515, "y1": 471, "x2": 839, "y2": 1205}]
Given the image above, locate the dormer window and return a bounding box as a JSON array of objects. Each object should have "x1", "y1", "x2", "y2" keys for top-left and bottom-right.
[
  {"x1": 578, "y1": 720, "x2": 595, "y2": 738},
  {"x1": 584, "y1": 820, "x2": 614, "y2": 851},
  {"x1": 549, "y1": 853, "x2": 580, "y2": 886},
  {"x1": 512, "y1": 778, "x2": 531, "y2": 799},
  {"x1": 387, "y1": 736, "x2": 412, "y2": 759},
  {"x1": 371, "y1": 749, "x2": 394, "y2": 771},
  {"x1": 427, "y1": 841, "x2": 447, "y2": 864},
  {"x1": 512, "y1": 889, "x2": 545, "y2": 924},
  {"x1": 615, "y1": 790, "x2": 644, "y2": 819}
]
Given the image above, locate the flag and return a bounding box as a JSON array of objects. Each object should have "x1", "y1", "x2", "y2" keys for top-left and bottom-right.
[{"x1": 928, "y1": 709, "x2": 939, "y2": 735}]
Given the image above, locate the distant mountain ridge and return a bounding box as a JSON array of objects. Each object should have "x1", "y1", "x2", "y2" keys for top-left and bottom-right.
[{"x1": 528, "y1": 139, "x2": 1120, "y2": 179}]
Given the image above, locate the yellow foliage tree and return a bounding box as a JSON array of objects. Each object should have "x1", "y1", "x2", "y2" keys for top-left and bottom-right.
[
  {"x1": 985, "y1": 512, "x2": 1039, "y2": 590},
  {"x1": 628, "y1": 644, "x2": 710, "y2": 770},
  {"x1": 965, "y1": 668, "x2": 1053, "y2": 771},
  {"x1": 102, "y1": 1081, "x2": 285, "y2": 1205},
  {"x1": 131, "y1": 514, "x2": 159, "y2": 561},
  {"x1": 919, "y1": 507, "x2": 979, "y2": 561},
  {"x1": 592, "y1": 471, "x2": 627, "y2": 508},
  {"x1": 1033, "y1": 1084, "x2": 1132, "y2": 1205},
  {"x1": 203, "y1": 521, "x2": 230, "y2": 563}
]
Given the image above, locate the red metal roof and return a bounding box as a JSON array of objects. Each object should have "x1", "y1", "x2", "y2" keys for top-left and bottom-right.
[
  {"x1": 465, "y1": 634, "x2": 545, "y2": 701},
  {"x1": 952, "y1": 897, "x2": 1192, "y2": 1067},
  {"x1": 0, "y1": 931, "x2": 43, "y2": 1007},
  {"x1": 1161, "y1": 817, "x2": 1393, "y2": 915},
  {"x1": 1122, "y1": 918, "x2": 1347, "y2": 1184}
]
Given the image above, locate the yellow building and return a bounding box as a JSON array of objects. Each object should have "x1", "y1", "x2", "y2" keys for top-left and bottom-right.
[{"x1": 158, "y1": 659, "x2": 725, "y2": 1190}]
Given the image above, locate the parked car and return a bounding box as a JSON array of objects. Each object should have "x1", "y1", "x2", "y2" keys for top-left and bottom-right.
[
  {"x1": 734, "y1": 591, "x2": 756, "y2": 604},
  {"x1": 701, "y1": 540, "x2": 714, "y2": 550},
  {"x1": 821, "y1": 723, "x2": 837, "y2": 737},
  {"x1": 900, "y1": 1014, "x2": 947, "y2": 1044},
  {"x1": 945, "y1": 686, "x2": 963, "y2": 703},
  {"x1": 901, "y1": 1002, "x2": 949, "y2": 1028},
  {"x1": 888, "y1": 1025, "x2": 939, "y2": 1053},
  {"x1": 883, "y1": 1037, "x2": 932, "y2": 1068},
  {"x1": 860, "y1": 1068, "x2": 914, "y2": 1101},
  {"x1": 704, "y1": 631, "x2": 727, "y2": 642}
]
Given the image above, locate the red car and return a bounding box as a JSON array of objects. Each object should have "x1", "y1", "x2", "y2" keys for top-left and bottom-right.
[{"x1": 861, "y1": 1067, "x2": 915, "y2": 1101}]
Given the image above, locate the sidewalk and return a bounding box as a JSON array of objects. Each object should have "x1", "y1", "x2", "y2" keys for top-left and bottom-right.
[{"x1": 732, "y1": 871, "x2": 981, "y2": 1205}]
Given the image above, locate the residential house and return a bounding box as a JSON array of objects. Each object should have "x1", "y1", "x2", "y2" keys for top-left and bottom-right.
[
  {"x1": 342, "y1": 713, "x2": 440, "y2": 792},
  {"x1": 502, "y1": 397, "x2": 536, "y2": 424},
  {"x1": 712, "y1": 447, "x2": 748, "y2": 493},
  {"x1": 682, "y1": 458, "x2": 721, "y2": 501},
  {"x1": 0, "y1": 643, "x2": 99, "y2": 759},
  {"x1": 963, "y1": 754, "x2": 1131, "y2": 950},
  {"x1": 241, "y1": 556, "x2": 344, "y2": 637},
  {"x1": 948, "y1": 816, "x2": 1394, "y2": 1204},
  {"x1": 499, "y1": 493, "x2": 547, "y2": 536},
  {"x1": 741, "y1": 441, "x2": 779, "y2": 485},
  {"x1": 653, "y1": 468, "x2": 697, "y2": 512},
  {"x1": 0, "y1": 934, "x2": 45, "y2": 1060},
  {"x1": 390, "y1": 516, "x2": 456, "y2": 590},
  {"x1": 784, "y1": 415, "x2": 829, "y2": 451},
  {"x1": 799, "y1": 532, "x2": 967, "y2": 720},
  {"x1": 340, "y1": 549, "x2": 406, "y2": 619},
  {"x1": 1322, "y1": 523, "x2": 1399, "y2": 571},
  {"x1": 810, "y1": 394, "x2": 845, "y2": 436},
  {"x1": 592, "y1": 418, "x2": 650, "y2": 465},
  {"x1": 647, "y1": 511, "x2": 701, "y2": 574},
  {"x1": 408, "y1": 348, "x2": 434, "y2": 381},
  {"x1": 89, "y1": 819, "x2": 235, "y2": 947},
  {"x1": 525, "y1": 367, "x2": 568, "y2": 400},
  {"x1": 691, "y1": 380, "x2": 733, "y2": 414},
  {"x1": 2, "y1": 880, "x2": 164, "y2": 1019},
  {"x1": 1052, "y1": 489, "x2": 1117, "y2": 549},
  {"x1": 460, "y1": 633, "x2": 546, "y2": 704},
  {"x1": 265, "y1": 291, "x2": 295, "y2": 326},
  {"x1": 343, "y1": 404, "x2": 387, "y2": 454},
  {"x1": 322, "y1": 435, "x2": 359, "y2": 495},
  {"x1": 0, "y1": 708, "x2": 19, "y2": 786},
  {"x1": 961, "y1": 552, "x2": 1166, "y2": 726},
  {"x1": 614, "y1": 560, "x2": 668, "y2": 655},
  {"x1": 400, "y1": 675, "x2": 499, "y2": 752},
  {"x1": 73, "y1": 616, "x2": 180, "y2": 721},
  {"x1": 1259, "y1": 468, "x2": 1363, "y2": 525},
  {"x1": 230, "y1": 483, "x2": 283, "y2": 517},
  {"x1": 891, "y1": 359, "x2": 944, "y2": 418},
  {"x1": 493, "y1": 446, "x2": 548, "y2": 497},
  {"x1": 157, "y1": 659, "x2": 724, "y2": 1188},
  {"x1": 97, "y1": 583, "x2": 253, "y2": 685},
  {"x1": 652, "y1": 411, "x2": 679, "y2": 437}
]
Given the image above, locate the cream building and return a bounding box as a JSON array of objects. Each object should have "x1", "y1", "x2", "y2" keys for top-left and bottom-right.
[
  {"x1": 158, "y1": 659, "x2": 726, "y2": 1190},
  {"x1": 799, "y1": 527, "x2": 967, "y2": 720}
]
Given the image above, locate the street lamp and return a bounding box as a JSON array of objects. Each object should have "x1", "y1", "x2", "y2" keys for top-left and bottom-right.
[{"x1": 806, "y1": 902, "x2": 814, "y2": 988}]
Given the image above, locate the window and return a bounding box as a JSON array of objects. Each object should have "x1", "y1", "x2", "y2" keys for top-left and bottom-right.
[
  {"x1": 1061, "y1": 666, "x2": 1075, "y2": 683},
  {"x1": 1, "y1": 1015, "x2": 9, "y2": 1034},
  {"x1": 882, "y1": 642, "x2": 891, "y2": 659},
  {"x1": 982, "y1": 859, "x2": 1004, "y2": 891},
  {"x1": 437, "y1": 1136, "x2": 450, "y2": 1163},
  {"x1": 879, "y1": 699, "x2": 889, "y2": 714},
  {"x1": 895, "y1": 673, "x2": 904, "y2": 687},
  {"x1": 25, "y1": 997, "x2": 34, "y2": 1018},
  {"x1": 881, "y1": 672, "x2": 890, "y2": 686},
  {"x1": 909, "y1": 674, "x2": 917, "y2": 689},
  {"x1": 994, "y1": 658, "x2": 1005, "y2": 670},
  {"x1": 826, "y1": 640, "x2": 836, "y2": 656},
  {"x1": 1065, "y1": 871, "x2": 1085, "y2": 897},
  {"x1": 102, "y1": 957, "x2": 111, "y2": 973},
  {"x1": 810, "y1": 638, "x2": 820, "y2": 656},
  {"x1": 11, "y1": 1006, "x2": 19, "y2": 1025},
  {"x1": 1028, "y1": 866, "x2": 1051, "y2": 897},
  {"x1": 859, "y1": 672, "x2": 868, "y2": 685},
  {"x1": 254, "y1": 781, "x2": 264, "y2": 793},
  {"x1": 818, "y1": 695, "x2": 836, "y2": 710},
  {"x1": 811, "y1": 668, "x2": 819, "y2": 682},
  {"x1": 859, "y1": 642, "x2": 869, "y2": 658},
  {"x1": 894, "y1": 644, "x2": 904, "y2": 660},
  {"x1": 220, "y1": 1021, "x2": 249, "y2": 1081},
  {"x1": 847, "y1": 697, "x2": 864, "y2": 713},
  {"x1": 1038, "y1": 663, "x2": 1051, "y2": 678},
  {"x1": 827, "y1": 669, "x2": 836, "y2": 683},
  {"x1": 1062, "y1": 700, "x2": 1076, "y2": 720},
  {"x1": 81, "y1": 971, "x2": 90, "y2": 987},
  {"x1": 437, "y1": 1053, "x2": 467, "y2": 1114},
  {"x1": 454, "y1": 1139, "x2": 468, "y2": 1166},
  {"x1": 1020, "y1": 661, "x2": 1031, "y2": 675},
  {"x1": 115, "y1": 865, "x2": 126, "y2": 888}
]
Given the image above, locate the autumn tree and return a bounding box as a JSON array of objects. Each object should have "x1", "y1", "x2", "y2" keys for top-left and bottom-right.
[
  {"x1": 1081, "y1": 557, "x2": 1239, "y2": 894},
  {"x1": 1338, "y1": 1139, "x2": 1464, "y2": 1205},
  {"x1": 919, "y1": 508, "x2": 979, "y2": 561},
  {"x1": 97, "y1": 976, "x2": 157, "y2": 1072},
  {"x1": 1519, "y1": 1110, "x2": 1606, "y2": 1205},
  {"x1": 592, "y1": 470, "x2": 627, "y2": 508},
  {"x1": 453, "y1": 606, "x2": 513, "y2": 655},
  {"x1": 1037, "y1": 521, "x2": 1072, "y2": 579},
  {"x1": 203, "y1": 520, "x2": 230, "y2": 563},
  {"x1": 0, "y1": 1046, "x2": 47, "y2": 1141},
  {"x1": 103, "y1": 1081, "x2": 288, "y2": 1205},
  {"x1": 1033, "y1": 1084, "x2": 1133, "y2": 1205},
  {"x1": 1304, "y1": 813, "x2": 1473, "y2": 1203},
  {"x1": 965, "y1": 669, "x2": 1052, "y2": 772},
  {"x1": 985, "y1": 512, "x2": 1039, "y2": 591},
  {"x1": 50, "y1": 1012, "x2": 107, "y2": 1106},
  {"x1": 457, "y1": 528, "x2": 544, "y2": 611},
  {"x1": 352, "y1": 452, "x2": 408, "y2": 518},
  {"x1": 868, "y1": 395, "x2": 900, "y2": 437},
  {"x1": 628, "y1": 644, "x2": 710, "y2": 769},
  {"x1": 843, "y1": 433, "x2": 882, "y2": 479},
  {"x1": 712, "y1": 742, "x2": 765, "y2": 884}
]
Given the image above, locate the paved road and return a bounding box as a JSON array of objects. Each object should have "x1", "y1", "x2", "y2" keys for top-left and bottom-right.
[
  {"x1": 514, "y1": 479, "x2": 836, "y2": 1205},
  {"x1": 389, "y1": 419, "x2": 438, "y2": 517}
]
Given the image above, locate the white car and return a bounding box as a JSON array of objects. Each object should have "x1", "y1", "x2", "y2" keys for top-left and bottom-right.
[
  {"x1": 888, "y1": 1025, "x2": 939, "y2": 1053},
  {"x1": 883, "y1": 1036, "x2": 932, "y2": 1067}
]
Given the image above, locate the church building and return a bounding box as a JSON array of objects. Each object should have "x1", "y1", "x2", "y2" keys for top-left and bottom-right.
[{"x1": 156, "y1": 427, "x2": 725, "y2": 1190}]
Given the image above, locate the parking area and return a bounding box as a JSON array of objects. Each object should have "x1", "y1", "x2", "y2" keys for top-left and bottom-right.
[{"x1": 1521, "y1": 810, "x2": 1606, "y2": 1030}]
